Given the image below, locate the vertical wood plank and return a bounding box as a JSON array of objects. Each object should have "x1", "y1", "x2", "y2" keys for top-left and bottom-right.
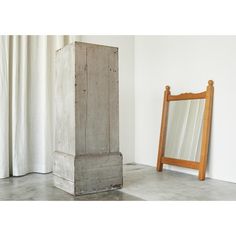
[
  {"x1": 198, "y1": 80, "x2": 214, "y2": 180},
  {"x1": 157, "y1": 86, "x2": 170, "y2": 171},
  {"x1": 55, "y1": 44, "x2": 75, "y2": 155},
  {"x1": 85, "y1": 46, "x2": 110, "y2": 153},
  {"x1": 108, "y1": 47, "x2": 119, "y2": 152},
  {"x1": 75, "y1": 44, "x2": 87, "y2": 154}
]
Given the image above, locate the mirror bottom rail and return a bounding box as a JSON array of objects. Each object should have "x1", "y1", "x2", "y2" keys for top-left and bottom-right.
[{"x1": 161, "y1": 157, "x2": 200, "y2": 170}]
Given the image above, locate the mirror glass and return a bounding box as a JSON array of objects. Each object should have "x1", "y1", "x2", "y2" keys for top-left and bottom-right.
[{"x1": 164, "y1": 99, "x2": 205, "y2": 162}]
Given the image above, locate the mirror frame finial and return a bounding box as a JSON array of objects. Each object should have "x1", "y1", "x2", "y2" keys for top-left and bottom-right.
[
  {"x1": 165, "y1": 85, "x2": 170, "y2": 91},
  {"x1": 208, "y1": 80, "x2": 214, "y2": 86}
]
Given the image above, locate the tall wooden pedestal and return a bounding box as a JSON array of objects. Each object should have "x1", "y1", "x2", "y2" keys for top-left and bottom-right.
[{"x1": 53, "y1": 42, "x2": 123, "y2": 195}]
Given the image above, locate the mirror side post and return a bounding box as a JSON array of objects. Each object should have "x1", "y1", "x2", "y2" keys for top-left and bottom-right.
[
  {"x1": 157, "y1": 85, "x2": 171, "y2": 172},
  {"x1": 198, "y1": 80, "x2": 214, "y2": 180}
]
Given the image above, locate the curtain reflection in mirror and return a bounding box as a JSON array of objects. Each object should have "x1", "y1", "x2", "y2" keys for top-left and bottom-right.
[{"x1": 164, "y1": 99, "x2": 205, "y2": 162}]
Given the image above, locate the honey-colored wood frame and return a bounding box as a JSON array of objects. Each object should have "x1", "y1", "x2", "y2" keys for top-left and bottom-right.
[{"x1": 156, "y1": 80, "x2": 214, "y2": 180}]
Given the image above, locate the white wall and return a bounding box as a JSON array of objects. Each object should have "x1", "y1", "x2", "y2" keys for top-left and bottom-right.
[
  {"x1": 79, "y1": 36, "x2": 236, "y2": 183},
  {"x1": 80, "y1": 36, "x2": 135, "y2": 163},
  {"x1": 135, "y1": 36, "x2": 236, "y2": 183}
]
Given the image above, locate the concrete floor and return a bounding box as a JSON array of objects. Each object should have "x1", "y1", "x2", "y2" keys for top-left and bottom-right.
[{"x1": 0, "y1": 163, "x2": 236, "y2": 200}]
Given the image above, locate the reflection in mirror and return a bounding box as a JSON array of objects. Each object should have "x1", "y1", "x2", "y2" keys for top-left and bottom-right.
[{"x1": 164, "y1": 99, "x2": 205, "y2": 162}]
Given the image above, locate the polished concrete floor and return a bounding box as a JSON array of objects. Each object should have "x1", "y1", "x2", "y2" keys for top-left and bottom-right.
[{"x1": 1, "y1": 163, "x2": 236, "y2": 200}]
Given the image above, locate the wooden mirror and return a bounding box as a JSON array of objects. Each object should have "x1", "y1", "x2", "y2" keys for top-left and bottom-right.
[{"x1": 156, "y1": 80, "x2": 214, "y2": 180}]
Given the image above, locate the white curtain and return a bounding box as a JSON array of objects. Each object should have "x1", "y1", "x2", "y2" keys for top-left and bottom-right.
[{"x1": 0, "y1": 35, "x2": 80, "y2": 178}]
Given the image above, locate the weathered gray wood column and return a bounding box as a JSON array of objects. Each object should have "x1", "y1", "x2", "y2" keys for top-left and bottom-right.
[{"x1": 53, "y1": 42, "x2": 123, "y2": 195}]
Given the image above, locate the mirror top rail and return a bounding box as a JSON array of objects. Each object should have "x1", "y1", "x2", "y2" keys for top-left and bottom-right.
[
  {"x1": 165, "y1": 80, "x2": 213, "y2": 101},
  {"x1": 168, "y1": 91, "x2": 206, "y2": 101}
]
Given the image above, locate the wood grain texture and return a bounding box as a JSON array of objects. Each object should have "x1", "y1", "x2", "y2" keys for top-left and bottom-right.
[
  {"x1": 75, "y1": 153, "x2": 122, "y2": 195},
  {"x1": 108, "y1": 47, "x2": 119, "y2": 152},
  {"x1": 75, "y1": 44, "x2": 87, "y2": 154},
  {"x1": 85, "y1": 46, "x2": 110, "y2": 153},
  {"x1": 198, "y1": 80, "x2": 214, "y2": 180},
  {"x1": 53, "y1": 174, "x2": 75, "y2": 195},
  {"x1": 55, "y1": 44, "x2": 75, "y2": 155},
  {"x1": 53, "y1": 151, "x2": 75, "y2": 181},
  {"x1": 168, "y1": 91, "x2": 206, "y2": 101},
  {"x1": 161, "y1": 157, "x2": 200, "y2": 169},
  {"x1": 157, "y1": 86, "x2": 170, "y2": 171},
  {"x1": 53, "y1": 42, "x2": 122, "y2": 195},
  {"x1": 156, "y1": 81, "x2": 214, "y2": 181},
  {"x1": 75, "y1": 43, "x2": 119, "y2": 155}
]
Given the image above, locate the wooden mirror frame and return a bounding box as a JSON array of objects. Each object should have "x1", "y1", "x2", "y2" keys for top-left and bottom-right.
[{"x1": 156, "y1": 80, "x2": 214, "y2": 180}]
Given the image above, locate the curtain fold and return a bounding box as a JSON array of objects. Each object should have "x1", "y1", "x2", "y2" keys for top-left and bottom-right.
[
  {"x1": 0, "y1": 35, "x2": 80, "y2": 178},
  {"x1": 0, "y1": 37, "x2": 9, "y2": 178}
]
